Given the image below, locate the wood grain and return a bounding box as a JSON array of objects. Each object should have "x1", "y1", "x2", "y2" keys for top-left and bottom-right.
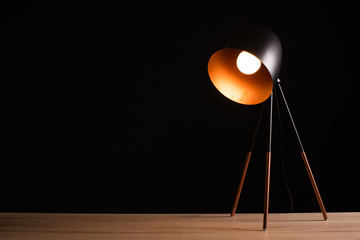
[
  {"x1": 231, "y1": 151, "x2": 252, "y2": 217},
  {"x1": 300, "y1": 151, "x2": 328, "y2": 220},
  {"x1": 0, "y1": 212, "x2": 359, "y2": 240},
  {"x1": 263, "y1": 151, "x2": 271, "y2": 230}
]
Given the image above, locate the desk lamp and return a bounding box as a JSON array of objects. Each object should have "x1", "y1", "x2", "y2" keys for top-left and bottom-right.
[{"x1": 207, "y1": 26, "x2": 327, "y2": 230}]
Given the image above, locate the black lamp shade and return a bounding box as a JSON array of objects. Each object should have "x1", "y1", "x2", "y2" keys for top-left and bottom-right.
[{"x1": 208, "y1": 26, "x2": 282, "y2": 105}]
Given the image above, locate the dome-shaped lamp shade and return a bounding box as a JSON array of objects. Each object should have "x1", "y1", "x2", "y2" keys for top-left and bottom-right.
[{"x1": 208, "y1": 26, "x2": 282, "y2": 105}]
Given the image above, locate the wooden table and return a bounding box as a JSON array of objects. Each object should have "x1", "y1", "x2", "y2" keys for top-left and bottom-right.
[{"x1": 0, "y1": 212, "x2": 359, "y2": 239}]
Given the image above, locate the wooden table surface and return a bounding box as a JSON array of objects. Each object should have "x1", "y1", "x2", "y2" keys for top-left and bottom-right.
[{"x1": 0, "y1": 212, "x2": 359, "y2": 239}]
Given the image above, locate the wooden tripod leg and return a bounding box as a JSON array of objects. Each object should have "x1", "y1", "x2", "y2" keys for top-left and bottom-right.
[
  {"x1": 263, "y1": 93, "x2": 273, "y2": 230},
  {"x1": 277, "y1": 80, "x2": 327, "y2": 220},
  {"x1": 231, "y1": 152, "x2": 252, "y2": 217},
  {"x1": 263, "y1": 152, "x2": 271, "y2": 230},
  {"x1": 300, "y1": 151, "x2": 328, "y2": 220},
  {"x1": 231, "y1": 103, "x2": 266, "y2": 217}
]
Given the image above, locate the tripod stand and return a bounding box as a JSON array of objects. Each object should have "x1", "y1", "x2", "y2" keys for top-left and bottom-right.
[{"x1": 230, "y1": 78, "x2": 328, "y2": 230}]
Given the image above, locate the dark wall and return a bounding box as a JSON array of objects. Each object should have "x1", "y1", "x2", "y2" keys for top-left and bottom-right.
[{"x1": 2, "y1": 0, "x2": 359, "y2": 213}]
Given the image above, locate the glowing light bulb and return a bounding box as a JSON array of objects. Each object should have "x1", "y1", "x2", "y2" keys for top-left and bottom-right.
[{"x1": 236, "y1": 51, "x2": 261, "y2": 75}]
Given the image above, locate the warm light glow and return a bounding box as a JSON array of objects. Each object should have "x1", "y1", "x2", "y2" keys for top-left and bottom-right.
[
  {"x1": 208, "y1": 48, "x2": 273, "y2": 105},
  {"x1": 236, "y1": 51, "x2": 261, "y2": 75}
]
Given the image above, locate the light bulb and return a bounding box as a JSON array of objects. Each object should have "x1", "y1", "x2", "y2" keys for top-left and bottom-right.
[{"x1": 236, "y1": 51, "x2": 261, "y2": 75}]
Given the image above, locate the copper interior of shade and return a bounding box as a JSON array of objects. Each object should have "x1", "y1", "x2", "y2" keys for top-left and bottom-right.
[{"x1": 208, "y1": 48, "x2": 273, "y2": 105}]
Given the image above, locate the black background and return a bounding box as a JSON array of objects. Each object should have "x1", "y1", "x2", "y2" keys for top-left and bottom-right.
[{"x1": 2, "y1": 0, "x2": 359, "y2": 213}]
